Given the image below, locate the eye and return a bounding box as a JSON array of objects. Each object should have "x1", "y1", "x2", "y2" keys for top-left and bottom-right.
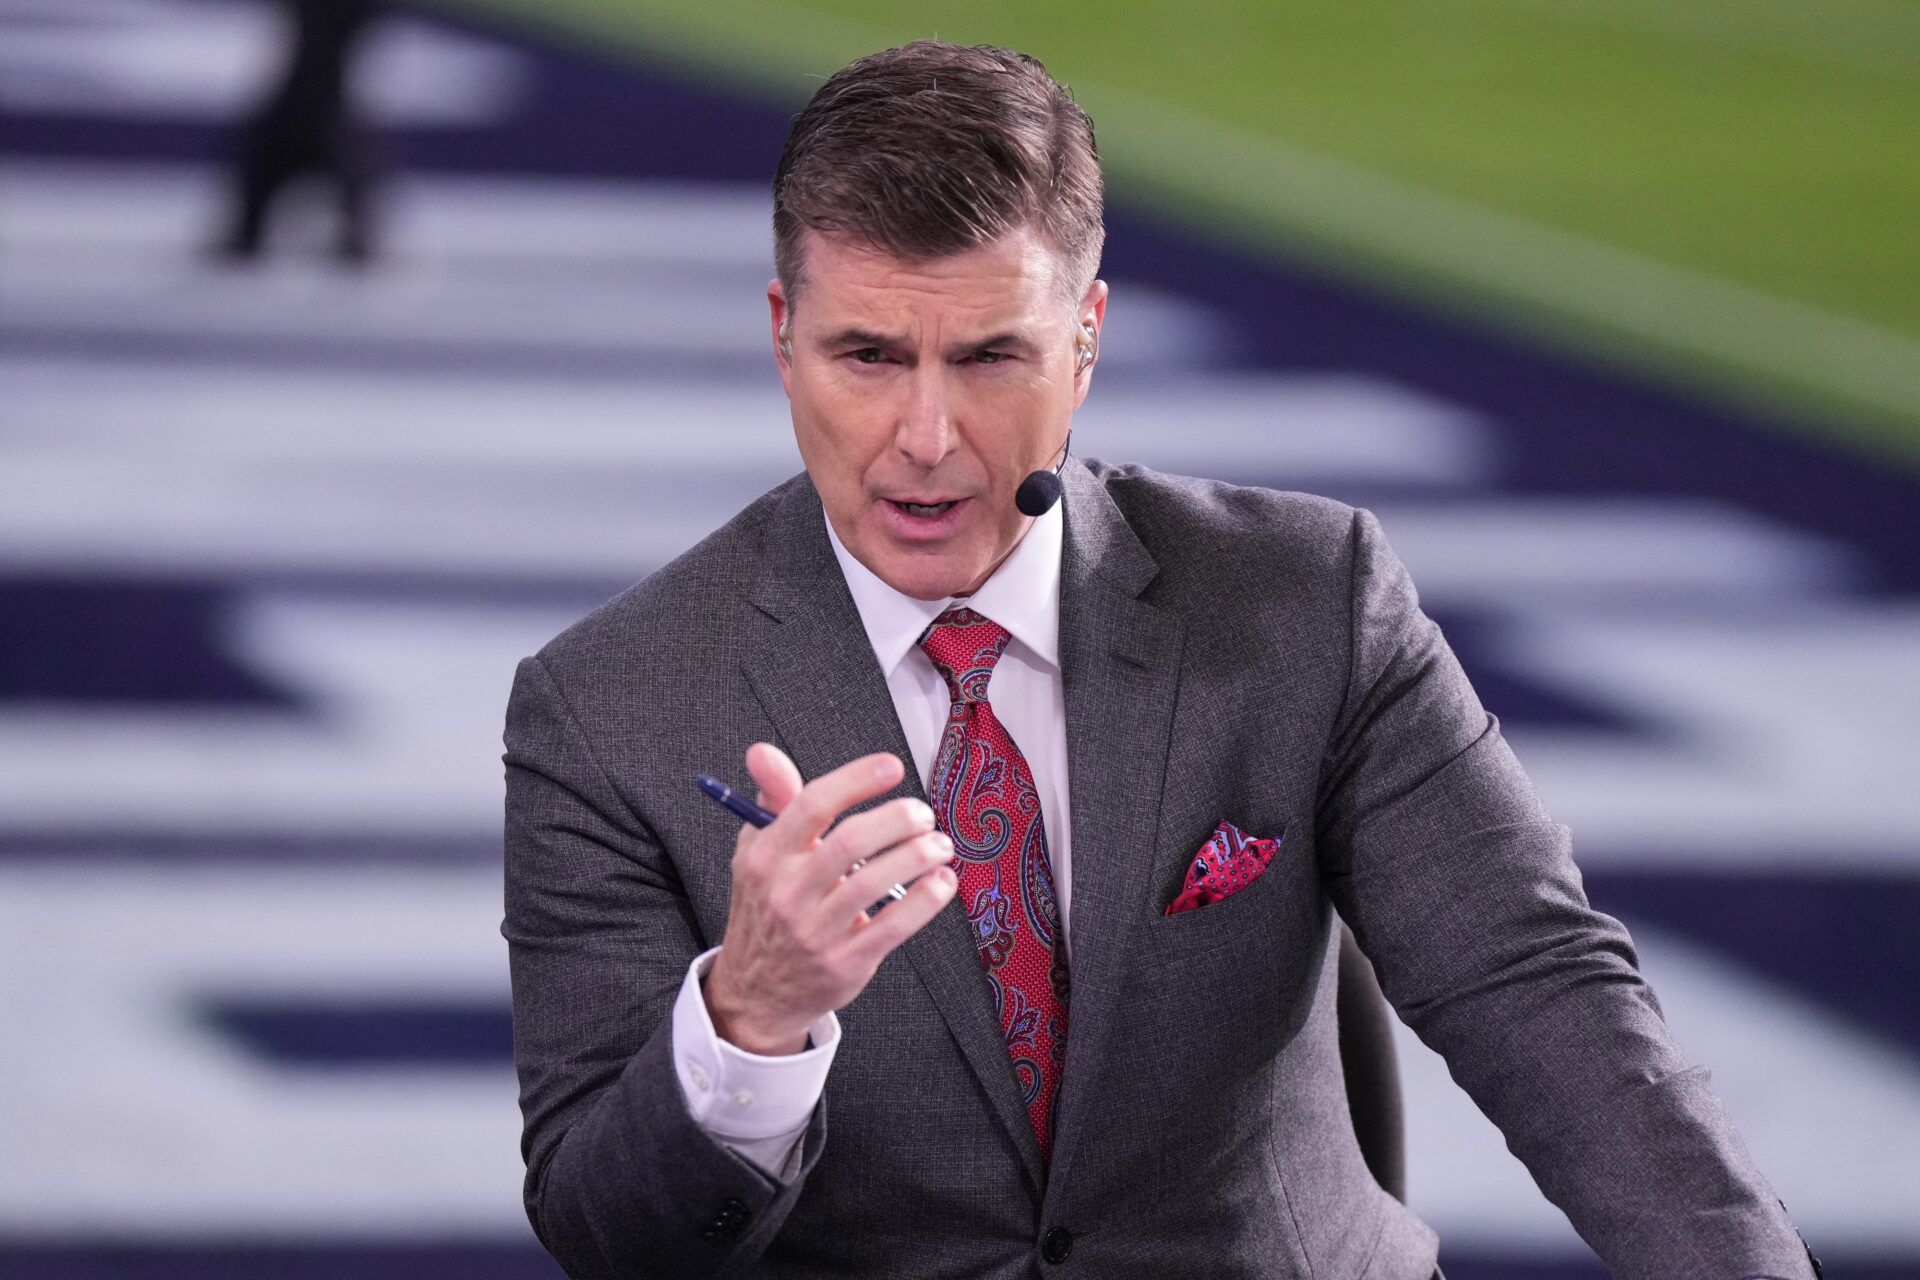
[
  {"x1": 849, "y1": 348, "x2": 886, "y2": 365},
  {"x1": 972, "y1": 350, "x2": 1007, "y2": 366}
]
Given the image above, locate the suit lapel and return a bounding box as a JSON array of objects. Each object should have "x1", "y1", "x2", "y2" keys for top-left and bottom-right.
[
  {"x1": 1044, "y1": 461, "x2": 1185, "y2": 1200},
  {"x1": 739, "y1": 476, "x2": 1049, "y2": 1193}
]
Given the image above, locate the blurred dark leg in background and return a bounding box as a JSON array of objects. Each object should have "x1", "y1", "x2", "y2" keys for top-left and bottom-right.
[{"x1": 218, "y1": 0, "x2": 384, "y2": 264}]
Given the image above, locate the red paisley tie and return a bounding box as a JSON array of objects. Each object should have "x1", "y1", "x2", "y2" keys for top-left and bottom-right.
[{"x1": 917, "y1": 606, "x2": 1068, "y2": 1166}]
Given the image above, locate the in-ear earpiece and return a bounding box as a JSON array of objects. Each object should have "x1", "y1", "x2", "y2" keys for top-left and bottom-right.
[
  {"x1": 1076, "y1": 321, "x2": 1097, "y2": 372},
  {"x1": 777, "y1": 318, "x2": 793, "y2": 363}
]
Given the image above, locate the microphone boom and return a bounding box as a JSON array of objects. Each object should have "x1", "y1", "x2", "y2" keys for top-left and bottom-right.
[{"x1": 1015, "y1": 430, "x2": 1072, "y2": 516}]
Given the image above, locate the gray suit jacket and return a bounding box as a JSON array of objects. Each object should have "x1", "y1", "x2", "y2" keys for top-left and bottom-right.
[{"x1": 502, "y1": 457, "x2": 1812, "y2": 1279}]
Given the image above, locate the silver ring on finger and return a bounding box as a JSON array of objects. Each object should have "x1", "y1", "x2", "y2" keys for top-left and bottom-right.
[{"x1": 862, "y1": 880, "x2": 911, "y2": 917}]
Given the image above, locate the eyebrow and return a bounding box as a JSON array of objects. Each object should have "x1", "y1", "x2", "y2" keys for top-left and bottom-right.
[
  {"x1": 817, "y1": 327, "x2": 896, "y2": 350},
  {"x1": 969, "y1": 331, "x2": 1041, "y2": 356},
  {"x1": 815, "y1": 327, "x2": 1042, "y2": 357}
]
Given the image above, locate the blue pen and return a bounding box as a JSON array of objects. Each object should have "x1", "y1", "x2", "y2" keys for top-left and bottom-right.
[
  {"x1": 696, "y1": 772, "x2": 777, "y2": 828},
  {"x1": 696, "y1": 772, "x2": 910, "y2": 904}
]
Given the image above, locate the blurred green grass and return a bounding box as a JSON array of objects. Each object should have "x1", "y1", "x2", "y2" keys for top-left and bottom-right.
[{"x1": 445, "y1": 0, "x2": 1920, "y2": 465}]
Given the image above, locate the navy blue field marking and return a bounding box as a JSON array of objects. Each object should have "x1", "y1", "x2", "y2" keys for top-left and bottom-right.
[
  {"x1": 199, "y1": 995, "x2": 513, "y2": 1067},
  {"x1": 1436, "y1": 1260, "x2": 1608, "y2": 1280},
  {"x1": 0, "y1": 578, "x2": 303, "y2": 709},
  {"x1": 0, "y1": 570, "x2": 627, "y2": 613},
  {"x1": 0, "y1": 1243, "x2": 567, "y2": 1280},
  {"x1": 1437, "y1": 1259, "x2": 1915, "y2": 1280},
  {"x1": 0, "y1": 1246, "x2": 1906, "y2": 1280},
  {"x1": 1439, "y1": 1257, "x2": 1915, "y2": 1280},
  {"x1": 0, "y1": 831, "x2": 502, "y2": 864},
  {"x1": 0, "y1": 0, "x2": 784, "y2": 183},
  {"x1": 1587, "y1": 870, "x2": 1920, "y2": 1056}
]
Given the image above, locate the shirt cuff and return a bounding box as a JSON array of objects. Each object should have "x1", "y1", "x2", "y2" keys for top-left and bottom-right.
[{"x1": 670, "y1": 945, "x2": 840, "y2": 1143}]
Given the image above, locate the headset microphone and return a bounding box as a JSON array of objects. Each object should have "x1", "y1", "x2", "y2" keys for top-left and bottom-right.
[{"x1": 1015, "y1": 428, "x2": 1072, "y2": 517}]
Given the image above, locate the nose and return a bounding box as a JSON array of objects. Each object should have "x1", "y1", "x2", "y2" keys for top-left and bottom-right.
[{"x1": 894, "y1": 364, "x2": 958, "y2": 468}]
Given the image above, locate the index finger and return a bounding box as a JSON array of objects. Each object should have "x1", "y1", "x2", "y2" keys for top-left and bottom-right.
[{"x1": 768, "y1": 751, "x2": 905, "y2": 850}]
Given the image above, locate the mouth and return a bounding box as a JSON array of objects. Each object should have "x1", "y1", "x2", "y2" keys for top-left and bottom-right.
[
  {"x1": 890, "y1": 499, "x2": 959, "y2": 518},
  {"x1": 878, "y1": 495, "x2": 970, "y2": 539}
]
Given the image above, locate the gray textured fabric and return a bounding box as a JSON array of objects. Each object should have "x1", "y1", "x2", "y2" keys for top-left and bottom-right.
[{"x1": 501, "y1": 457, "x2": 1814, "y2": 1279}]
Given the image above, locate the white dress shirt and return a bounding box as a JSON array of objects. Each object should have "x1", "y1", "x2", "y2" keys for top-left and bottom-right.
[{"x1": 669, "y1": 499, "x2": 1071, "y2": 1179}]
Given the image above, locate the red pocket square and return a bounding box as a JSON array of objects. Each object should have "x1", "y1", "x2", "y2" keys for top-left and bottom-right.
[{"x1": 1164, "y1": 820, "x2": 1283, "y2": 916}]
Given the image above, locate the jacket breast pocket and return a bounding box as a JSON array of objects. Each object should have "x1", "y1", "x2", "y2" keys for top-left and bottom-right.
[{"x1": 1144, "y1": 819, "x2": 1290, "y2": 960}]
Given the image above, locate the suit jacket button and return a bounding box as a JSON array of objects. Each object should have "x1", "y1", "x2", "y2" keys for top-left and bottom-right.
[
  {"x1": 1041, "y1": 1227, "x2": 1072, "y2": 1263},
  {"x1": 703, "y1": 1198, "x2": 750, "y2": 1241}
]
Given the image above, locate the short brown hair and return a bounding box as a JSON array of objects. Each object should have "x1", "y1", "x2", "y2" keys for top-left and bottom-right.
[{"x1": 772, "y1": 41, "x2": 1104, "y2": 304}]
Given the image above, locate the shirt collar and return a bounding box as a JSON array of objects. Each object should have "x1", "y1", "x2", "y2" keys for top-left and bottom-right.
[{"x1": 823, "y1": 498, "x2": 1063, "y2": 678}]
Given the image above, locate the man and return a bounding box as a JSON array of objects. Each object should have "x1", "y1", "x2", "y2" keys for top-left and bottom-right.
[{"x1": 502, "y1": 40, "x2": 1817, "y2": 1279}]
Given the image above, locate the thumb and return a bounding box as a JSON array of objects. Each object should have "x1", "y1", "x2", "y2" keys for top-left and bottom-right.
[{"x1": 744, "y1": 741, "x2": 804, "y2": 816}]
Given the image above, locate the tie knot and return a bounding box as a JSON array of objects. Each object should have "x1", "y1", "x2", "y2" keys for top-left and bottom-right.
[{"x1": 917, "y1": 607, "x2": 1012, "y2": 704}]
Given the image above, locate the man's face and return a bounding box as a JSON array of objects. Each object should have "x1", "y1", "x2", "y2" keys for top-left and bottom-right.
[{"x1": 769, "y1": 224, "x2": 1105, "y2": 601}]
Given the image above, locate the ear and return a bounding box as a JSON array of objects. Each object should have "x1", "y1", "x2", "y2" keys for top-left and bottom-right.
[
  {"x1": 1072, "y1": 278, "x2": 1109, "y2": 410},
  {"x1": 768, "y1": 277, "x2": 794, "y2": 396}
]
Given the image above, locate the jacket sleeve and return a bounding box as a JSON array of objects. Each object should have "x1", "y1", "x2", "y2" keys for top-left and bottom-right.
[
  {"x1": 1315, "y1": 507, "x2": 1818, "y2": 1280},
  {"x1": 501, "y1": 653, "x2": 827, "y2": 1279}
]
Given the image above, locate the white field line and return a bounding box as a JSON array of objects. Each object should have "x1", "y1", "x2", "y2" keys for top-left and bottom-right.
[
  {"x1": 0, "y1": 364, "x2": 1489, "y2": 581},
  {"x1": 0, "y1": 354, "x2": 1487, "y2": 474},
  {"x1": 0, "y1": 158, "x2": 779, "y2": 267},
  {"x1": 0, "y1": 163, "x2": 1224, "y2": 369},
  {"x1": 0, "y1": 862, "x2": 531, "y2": 1236}
]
